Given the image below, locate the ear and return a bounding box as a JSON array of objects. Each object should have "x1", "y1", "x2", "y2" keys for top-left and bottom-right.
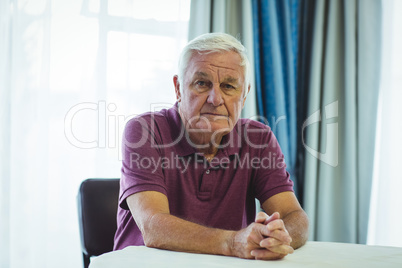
[
  {"x1": 242, "y1": 84, "x2": 251, "y2": 108},
  {"x1": 173, "y1": 75, "x2": 181, "y2": 102}
]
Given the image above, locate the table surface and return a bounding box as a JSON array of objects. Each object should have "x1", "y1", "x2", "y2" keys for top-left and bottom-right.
[{"x1": 90, "y1": 241, "x2": 402, "y2": 268}]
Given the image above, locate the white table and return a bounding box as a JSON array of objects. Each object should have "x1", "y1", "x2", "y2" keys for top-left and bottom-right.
[{"x1": 90, "y1": 241, "x2": 402, "y2": 268}]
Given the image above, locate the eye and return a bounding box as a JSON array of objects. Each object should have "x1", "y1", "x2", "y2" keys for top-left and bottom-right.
[
  {"x1": 194, "y1": 80, "x2": 211, "y2": 90},
  {"x1": 222, "y1": 83, "x2": 235, "y2": 90},
  {"x1": 196, "y1": 81, "x2": 207, "y2": 87}
]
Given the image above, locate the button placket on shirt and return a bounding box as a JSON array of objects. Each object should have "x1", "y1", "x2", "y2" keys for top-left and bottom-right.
[
  {"x1": 197, "y1": 153, "x2": 229, "y2": 200},
  {"x1": 197, "y1": 156, "x2": 221, "y2": 200},
  {"x1": 199, "y1": 162, "x2": 214, "y2": 193}
]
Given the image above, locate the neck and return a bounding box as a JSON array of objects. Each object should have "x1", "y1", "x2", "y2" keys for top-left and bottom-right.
[{"x1": 187, "y1": 132, "x2": 222, "y2": 156}]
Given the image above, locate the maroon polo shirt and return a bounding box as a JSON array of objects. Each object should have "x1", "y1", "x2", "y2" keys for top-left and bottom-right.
[{"x1": 113, "y1": 103, "x2": 294, "y2": 250}]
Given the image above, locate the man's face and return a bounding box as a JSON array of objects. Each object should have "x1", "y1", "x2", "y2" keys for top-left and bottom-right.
[{"x1": 174, "y1": 51, "x2": 248, "y2": 137}]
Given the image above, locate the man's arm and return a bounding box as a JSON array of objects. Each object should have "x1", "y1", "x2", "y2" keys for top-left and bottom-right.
[
  {"x1": 127, "y1": 190, "x2": 232, "y2": 255},
  {"x1": 261, "y1": 191, "x2": 309, "y2": 250},
  {"x1": 127, "y1": 191, "x2": 294, "y2": 260}
]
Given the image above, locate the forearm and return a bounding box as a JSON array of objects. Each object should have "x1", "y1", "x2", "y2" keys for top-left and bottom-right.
[
  {"x1": 141, "y1": 212, "x2": 234, "y2": 256},
  {"x1": 282, "y1": 209, "x2": 309, "y2": 249},
  {"x1": 128, "y1": 191, "x2": 235, "y2": 256},
  {"x1": 129, "y1": 191, "x2": 291, "y2": 259}
]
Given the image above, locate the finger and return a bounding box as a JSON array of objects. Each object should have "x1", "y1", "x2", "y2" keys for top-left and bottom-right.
[
  {"x1": 264, "y1": 212, "x2": 280, "y2": 225},
  {"x1": 254, "y1": 221, "x2": 291, "y2": 245},
  {"x1": 259, "y1": 237, "x2": 283, "y2": 248},
  {"x1": 250, "y1": 248, "x2": 288, "y2": 260},
  {"x1": 248, "y1": 227, "x2": 265, "y2": 246},
  {"x1": 267, "y1": 218, "x2": 286, "y2": 231},
  {"x1": 255, "y1": 212, "x2": 269, "y2": 224},
  {"x1": 265, "y1": 229, "x2": 292, "y2": 244},
  {"x1": 264, "y1": 244, "x2": 294, "y2": 255},
  {"x1": 256, "y1": 222, "x2": 272, "y2": 238}
]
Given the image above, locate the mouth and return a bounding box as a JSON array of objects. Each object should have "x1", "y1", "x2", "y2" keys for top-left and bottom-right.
[{"x1": 201, "y1": 113, "x2": 227, "y2": 117}]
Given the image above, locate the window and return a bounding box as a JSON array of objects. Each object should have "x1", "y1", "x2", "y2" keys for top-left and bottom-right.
[{"x1": 0, "y1": 0, "x2": 191, "y2": 267}]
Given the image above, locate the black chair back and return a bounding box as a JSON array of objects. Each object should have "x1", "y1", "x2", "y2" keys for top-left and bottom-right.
[{"x1": 77, "y1": 178, "x2": 120, "y2": 268}]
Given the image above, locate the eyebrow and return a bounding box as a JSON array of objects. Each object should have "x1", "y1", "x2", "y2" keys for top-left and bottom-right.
[
  {"x1": 222, "y1": 76, "x2": 239, "y2": 84},
  {"x1": 193, "y1": 72, "x2": 210, "y2": 79},
  {"x1": 193, "y1": 72, "x2": 239, "y2": 84}
]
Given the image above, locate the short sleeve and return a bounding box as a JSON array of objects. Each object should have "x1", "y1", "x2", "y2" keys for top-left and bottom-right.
[
  {"x1": 249, "y1": 125, "x2": 294, "y2": 204},
  {"x1": 119, "y1": 115, "x2": 168, "y2": 210}
]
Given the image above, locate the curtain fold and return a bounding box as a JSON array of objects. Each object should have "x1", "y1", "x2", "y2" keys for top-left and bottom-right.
[
  {"x1": 0, "y1": 1, "x2": 12, "y2": 266},
  {"x1": 252, "y1": 0, "x2": 301, "y2": 196},
  {"x1": 296, "y1": 0, "x2": 316, "y2": 206},
  {"x1": 302, "y1": 0, "x2": 382, "y2": 243}
]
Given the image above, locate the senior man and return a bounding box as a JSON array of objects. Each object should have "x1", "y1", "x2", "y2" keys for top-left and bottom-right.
[{"x1": 113, "y1": 33, "x2": 308, "y2": 260}]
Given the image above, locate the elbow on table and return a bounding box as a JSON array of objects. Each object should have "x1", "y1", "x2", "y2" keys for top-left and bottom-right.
[
  {"x1": 140, "y1": 213, "x2": 167, "y2": 249},
  {"x1": 292, "y1": 212, "x2": 309, "y2": 250},
  {"x1": 142, "y1": 233, "x2": 160, "y2": 249}
]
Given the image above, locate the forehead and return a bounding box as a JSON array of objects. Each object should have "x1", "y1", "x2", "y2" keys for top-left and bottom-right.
[{"x1": 186, "y1": 51, "x2": 244, "y2": 80}]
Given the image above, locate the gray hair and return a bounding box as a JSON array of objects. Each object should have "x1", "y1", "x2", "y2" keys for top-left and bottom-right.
[{"x1": 177, "y1": 33, "x2": 251, "y2": 96}]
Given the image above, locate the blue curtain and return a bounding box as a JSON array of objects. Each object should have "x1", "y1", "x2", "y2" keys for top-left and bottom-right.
[{"x1": 252, "y1": 0, "x2": 301, "y2": 196}]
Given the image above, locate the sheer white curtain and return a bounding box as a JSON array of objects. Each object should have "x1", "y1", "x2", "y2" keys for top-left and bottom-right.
[
  {"x1": 368, "y1": 0, "x2": 402, "y2": 248},
  {"x1": 0, "y1": 0, "x2": 190, "y2": 267}
]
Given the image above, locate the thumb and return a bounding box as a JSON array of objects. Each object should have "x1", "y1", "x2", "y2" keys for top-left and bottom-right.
[
  {"x1": 255, "y1": 211, "x2": 269, "y2": 224},
  {"x1": 264, "y1": 212, "x2": 280, "y2": 225}
]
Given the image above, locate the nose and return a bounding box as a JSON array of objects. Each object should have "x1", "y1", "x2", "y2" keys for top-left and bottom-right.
[{"x1": 207, "y1": 84, "x2": 224, "y2": 106}]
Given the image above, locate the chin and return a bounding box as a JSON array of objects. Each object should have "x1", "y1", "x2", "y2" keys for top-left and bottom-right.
[
  {"x1": 209, "y1": 124, "x2": 232, "y2": 135},
  {"x1": 193, "y1": 122, "x2": 230, "y2": 133}
]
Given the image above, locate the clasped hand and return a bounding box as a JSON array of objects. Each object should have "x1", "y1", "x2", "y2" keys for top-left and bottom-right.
[{"x1": 231, "y1": 212, "x2": 294, "y2": 260}]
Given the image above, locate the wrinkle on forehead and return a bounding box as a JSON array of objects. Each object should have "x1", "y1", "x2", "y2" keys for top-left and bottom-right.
[
  {"x1": 194, "y1": 69, "x2": 240, "y2": 80},
  {"x1": 186, "y1": 52, "x2": 244, "y2": 84},
  {"x1": 209, "y1": 63, "x2": 239, "y2": 71}
]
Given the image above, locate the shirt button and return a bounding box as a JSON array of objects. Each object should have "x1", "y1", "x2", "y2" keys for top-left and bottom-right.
[{"x1": 206, "y1": 170, "x2": 210, "y2": 174}]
